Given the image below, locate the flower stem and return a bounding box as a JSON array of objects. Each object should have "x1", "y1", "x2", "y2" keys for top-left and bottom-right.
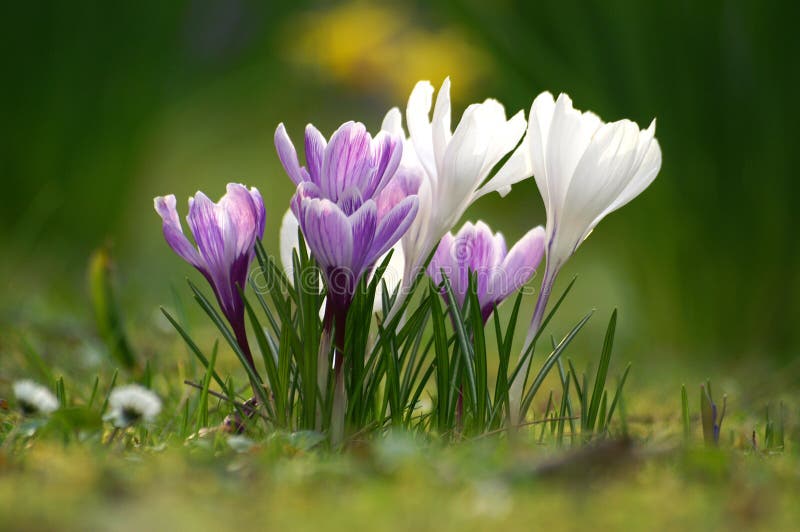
[
  {"x1": 508, "y1": 262, "x2": 559, "y2": 423},
  {"x1": 316, "y1": 318, "x2": 332, "y2": 431},
  {"x1": 331, "y1": 368, "x2": 346, "y2": 446},
  {"x1": 329, "y1": 307, "x2": 348, "y2": 446},
  {"x1": 232, "y1": 321, "x2": 256, "y2": 376}
]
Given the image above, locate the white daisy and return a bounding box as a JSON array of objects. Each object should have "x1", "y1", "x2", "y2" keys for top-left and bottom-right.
[
  {"x1": 106, "y1": 384, "x2": 162, "y2": 428},
  {"x1": 13, "y1": 380, "x2": 59, "y2": 416}
]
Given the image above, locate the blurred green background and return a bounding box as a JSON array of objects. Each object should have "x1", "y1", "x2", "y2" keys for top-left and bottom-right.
[{"x1": 2, "y1": 0, "x2": 798, "y2": 374}]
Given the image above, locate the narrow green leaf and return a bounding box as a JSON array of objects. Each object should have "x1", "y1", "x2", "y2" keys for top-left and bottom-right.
[
  {"x1": 100, "y1": 369, "x2": 118, "y2": 415},
  {"x1": 586, "y1": 309, "x2": 617, "y2": 432},
  {"x1": 430, "y1": 287, "x2": 451, "y2": 430},
  {"x1": 196, "y1": 341, "x2": 218, "y2": 430},
  {"x1": 188, "y1": 280, "x2": 270, "y2": 412},
  {"x1": 161, "y1": 308, "x2": 228, "y2": 392},
  {"x1": 508, "y1": 276, "x2": 578, "y2": 391},
  {"x1": 440, "y1": 272, "x2": 478, "y2": 416},
  {"x1": 520, "y1": 310, "x2": 593, "y2": 418},
  {"x1": 605, "y1": 363, "x2": 631, "y2": 430},
  {"x1": 87, "y1": 375, "x2": 100, "y2": 410}
]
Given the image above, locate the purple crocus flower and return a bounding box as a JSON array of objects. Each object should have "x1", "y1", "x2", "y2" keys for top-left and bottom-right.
[
  {"x1": 275, "y1": 121, "x2": 419, "y2": 343},
  {"x1": 427, "y1": 221, "x2": 545, "y2": 323},
  {"x1": 154, "y1": 183, "x2": 265, "y2": 371}
]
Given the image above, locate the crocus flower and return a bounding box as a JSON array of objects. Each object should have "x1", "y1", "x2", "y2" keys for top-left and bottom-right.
[
  {"x1": 509, "y1": 92, "x2": 662, "y2": 419},
  {"x1": 427, "y1": 221, "x2": 545, "y2": 323},
  {"x1": 276, "y1": 120, "x2": 419, "y2": 443},
  {"x1": 105, "y1": 384, "x2": 162, "y2": 428},
  {"x1": 388, "y1": 78, "x2": 532, "y2": 315},
  {"x1": 279, "y1": 209, "x2": 405, "y2": 314},
  {"x1": 274, "y1": 121, "x2": 419, "y2": 340},
  {"x1": 13, "y1": 380, "x2": 59, "y2": 416},
  {"x1": 154, "y1": 183, "x2": 266, "y2": 372}
]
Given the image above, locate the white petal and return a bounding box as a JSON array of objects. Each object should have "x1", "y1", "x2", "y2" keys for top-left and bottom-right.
[
  {"x1": 545, "y1": 94, "x2": 602, "y2": 216},
  {"x1": 279, "y1": 208, "x2": 300, "y2": 281},
  {"x1": 431, "y1": 77, "x2": 452, "y2": 176},
  {"x1": 474, "y1": 110, "x2": 532, "y2": 199},
  {"x1": 528, "y1": 92, "x2": 557, "y2": 215},
  {"x1": 598, "y1": 120, "x2": 662, "y2": 218},
  {"x1": 552, "y1": 120, "x2": 641, "y2": 259},
  {"x1": 476, "y1": 101, "x2": 525, "y2": 176},
  {"x1": 381, "y1": 107, "x2": 403, "y2": 137},
  {"x1": 406, "y1": 80, "x2": 438, "y2": 180},
  {"x1": 438, "y1": 105, "x2": 487, "y2": 222}
]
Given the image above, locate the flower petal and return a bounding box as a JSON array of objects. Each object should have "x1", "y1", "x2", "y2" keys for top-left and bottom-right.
[
  {"x1": 437, "y1": 106, "x2": 487, "y2": 221},
  {"x1": 305, "y1": 124, "x2": 327, "y2": 187},
  {"x1": 322, "y1": 121, "x2": 372, "y2": 202},
  {"x1": 349, "y1": 199, "x2": 378, "y2": 273},
  {"x1": 528, "y1": 92, "x2": 557, "y2": 215},
  {"x1": 279, "y1": 208, "x2": 300, "y2": 278},
  {"x1": 474, "y1": 109, "x2": 532, "y2": 199},
  {"x1": 249, "y1": 187, "x2": 266, "y2": 241},
  {"x1": 476, "y1": 100, "x2": 526, "y2": 177},
  {"x1": 369, "y1": 195, "x2": 419, "y2": 265},
  {"x1": 338, "y1": 186, "x2": 365, "y2": 216},
  {"x1": 365, "y1": 130, "x2": 402, "y2": 199},
  {"x1": 431, "y1": 77, "x2": 452, "y2": 176},
  {"x1": 545, "y1": 94, "x2": 603, "y2": 217},
  {"x1": 275, "y1": 123, "x2": 310, "y2": 186},
  {"x1": 300, "y1": 198, "x2": 354, "y2": 273},
  {"x1": 598, "y1": 120, "x2": 662, "y2": 219},
  {"x1": 219, "y1": 183, "x2": 262, "y2": 259},
  {"x1": 376, "y1": 167, "x2": 423, "y2": 219},
  {"x1": 406, "y1": 80, "x2": 438, "y2": 180},
  {"x1": 186, "y1": 191, "x2": 237, "y2": 316},
  {"x1": 187, "y1": 191, "x2": 230, "y2": 281},
  {"x1": 381, "y1": 107, "x2": 403, "y2": 138},
  {"x1": 553, "y1": 119, "x2": 641, "y2": 259},
  {"x1": 154, "y1": 195, "x2": 204, "y2": 270},
  {"x1": 493, "y1": 225, "x2": 545, "y2": 303},
  {"x1": 427, "y1": 231, "x2": 455, "y2": 287}
]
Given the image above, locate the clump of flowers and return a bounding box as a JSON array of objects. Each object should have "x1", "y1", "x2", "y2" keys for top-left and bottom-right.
[
  {"x1": 105, "y1": 384, "x2": 162, "y2": 428},
  {"x1": 13, "y1": 380, "x2": 59, "y2": 417},
  {"x1": 156, "y1": 77, "x2": 661, "y2": 442}
]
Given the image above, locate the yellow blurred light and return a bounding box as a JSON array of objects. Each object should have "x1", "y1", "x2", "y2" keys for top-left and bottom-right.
[{"x1": 281, "y1": 2, "x2": 488, "y2": 99}]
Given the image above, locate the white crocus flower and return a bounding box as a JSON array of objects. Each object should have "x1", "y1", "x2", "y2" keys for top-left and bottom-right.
[
  {"x1": 279, "y1": 209, "x2": 405, "y2": 315},
  {"x1": 387, "y1": 77, "x2": 532, "y2": 316},
  {"x1": 510, "y1": 92, "x2": 662, "y2": 420},
  {"x1": 106, "y1": 384, "x2": 162, "y2": 428},
  {"x1": 13, "y1": 380, "x2": 59, "y2": 416}
]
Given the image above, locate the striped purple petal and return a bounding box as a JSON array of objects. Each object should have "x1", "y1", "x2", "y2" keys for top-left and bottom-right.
[
  {"x1": 492, "y1": 226, "x2": 545, "y2": 305},
  {"x1": 154, "y1": 195, "x2": 204, "y2": 271},
  {"x1": 427, "y1": 221, "x2": 544, "y2": 322},
  {"x1": 275, "y1": 123, "x2": 311, "y2": 186}
]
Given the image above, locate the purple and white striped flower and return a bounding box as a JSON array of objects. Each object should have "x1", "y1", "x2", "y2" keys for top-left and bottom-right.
[
  {"x1": 427, "y1": 221, "x2": 545, "y2": 323},
  {"x1": 275, "y1": 121, "x2": 419, "y2": 329},
  {"x1": 154, "y1": 183, "x2": 265, "y2": 370},
  {"x1": 279, "y1": 208, "x2": 406, "y2": 315}
]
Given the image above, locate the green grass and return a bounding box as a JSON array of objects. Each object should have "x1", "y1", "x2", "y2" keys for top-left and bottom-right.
[
  {"x1": 2, "y1": 252, "x2": 798, "y2": 530},
  {"x1": 2, "y1": 337, "x2": 799, "y2": 531},
  {"x1": 1, "y1": 416, "x2": 798, "y2": 531}
]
